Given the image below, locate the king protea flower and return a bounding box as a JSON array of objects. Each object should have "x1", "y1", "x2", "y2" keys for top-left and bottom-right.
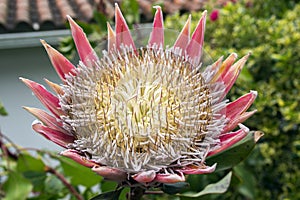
[{"x1": 21, "y1": 5, "x2": 257, "y2": 185}]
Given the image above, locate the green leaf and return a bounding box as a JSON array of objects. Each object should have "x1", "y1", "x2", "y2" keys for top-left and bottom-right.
[
  {"x1": 90, "y1": 188, "x2": 123, "y2": 200},
  {"x1": 22, "y1": 171, "x2": 47, "y2": 192},
  {"x1": 15, "y1": 154, "x2": 47, "y2": 192},
  {"x1": 179, "y1": 171, "x2": 232, "y2": 197},
  {"x1": 121, "y1": 0, "x2": 140, "y2": 26},
  {"x1": 0, "y1": 101, "x2": 8, "y2": 116},
  {"x1": 162, "y1": 182, "x2": 190, "y2": 195},
  {"x1": 100, "y1": 181, "x2": 118, "y2": 193},
  {"x1": 17, "y1": 153, "x2": 45, "y2": 172},
  {"x1": 44, "y1": 175, "x2": 65, "y2": 195},
  {"x1": 234, "y1": 164, "x2": 256, "y2": 199},
  {"x1": 3, "y1": 171, "x2": 33, "y2": 200},
  {"x1": 58, "y1": 156, "x2": 102, "y2": 187},
  {"x1": 206, "y1": 131, "x2": 263, "y2": 172},
  {"x1": 93, "y1": 11, "x2": 108, "y2": 31}
]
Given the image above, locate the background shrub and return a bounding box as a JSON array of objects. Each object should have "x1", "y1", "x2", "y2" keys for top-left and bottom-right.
[{"x1": 166, "y1": 0, "x2": 300, "y2": 199}]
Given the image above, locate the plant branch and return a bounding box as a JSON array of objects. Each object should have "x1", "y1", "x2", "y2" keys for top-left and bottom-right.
[
  {"x1": 45, "y1": 166, "x2": 84, "y2": 200},
  {"x1": 0, "y1": 131, "x2": 18, "y2": 160}
]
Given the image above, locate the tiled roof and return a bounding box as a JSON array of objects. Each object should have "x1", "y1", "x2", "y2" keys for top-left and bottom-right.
[
  {"x1": 0, "y1": 0, "x2": 206, "y2": 33},
  {"x1": 0, "y1": 0, "x2": 98, "y2": 33},
  {"x1": 99, "y1": 0, "x2": 205, "y2": 20}
]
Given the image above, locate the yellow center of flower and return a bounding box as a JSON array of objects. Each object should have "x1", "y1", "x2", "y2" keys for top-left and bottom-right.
[{"x1": 64, "y1": 48, "x2": 214, "y2": 171}]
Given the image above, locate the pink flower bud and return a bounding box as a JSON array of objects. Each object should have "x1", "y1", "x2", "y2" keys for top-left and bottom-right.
[{"x1": 210, "y1": 9, "x2": 219, "y2": 22}]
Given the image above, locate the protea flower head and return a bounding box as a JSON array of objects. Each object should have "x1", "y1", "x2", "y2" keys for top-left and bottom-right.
[{"x1": 21, "y1": 4, "x2": 257, "y2": 186}]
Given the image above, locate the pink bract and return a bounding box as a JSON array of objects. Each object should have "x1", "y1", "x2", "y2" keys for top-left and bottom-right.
[{"x1": 21, "y1": 4, "x2": 257, "y2": 186}]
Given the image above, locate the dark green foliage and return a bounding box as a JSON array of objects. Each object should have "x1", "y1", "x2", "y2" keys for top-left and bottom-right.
[
  {"x1": 90, "y1": 188, "x2": 123, "y2": 200},
  {"x1": 166, "y1": 0, "x2": 300, "y2": 199}
]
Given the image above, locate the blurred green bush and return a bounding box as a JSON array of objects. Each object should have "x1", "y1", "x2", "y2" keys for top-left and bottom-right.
[{"x1": 166, "y1": 0, "x2": 300, "y2": 199}]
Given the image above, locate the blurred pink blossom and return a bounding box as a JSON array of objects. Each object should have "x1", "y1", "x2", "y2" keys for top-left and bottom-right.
[{"x1": 210, "y1": 9, "x2": 219, "y2": 21}]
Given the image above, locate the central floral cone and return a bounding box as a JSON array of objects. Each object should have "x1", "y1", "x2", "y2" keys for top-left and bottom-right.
[{"x1": 21, "y1": 4, "x2": 257, "y2": 185}]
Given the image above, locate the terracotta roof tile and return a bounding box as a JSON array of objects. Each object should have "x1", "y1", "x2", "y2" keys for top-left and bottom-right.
[
  {"x1": 0, "y1": 0, "x2": 207, "y2": 33},
  {"x1": 0, "y1": 0, "x2": 98, "y2": 33},
  {"x1": 0, "y1": 0, "x2": 7, "y2": 25}
]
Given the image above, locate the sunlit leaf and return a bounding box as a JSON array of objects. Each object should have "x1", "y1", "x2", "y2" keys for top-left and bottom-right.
[
  {"x1": 17, "y1": 153, "x2": 45, "y2": 172},
  {"x1": 179, "y1": 171, "x2": 232, "y2": 197},
  {"x1": 206, "y1": 131, "x2": 263, "y2": 172},
  {"x1": 3, "y1": 171, "x2": 33, "y2": 200}
]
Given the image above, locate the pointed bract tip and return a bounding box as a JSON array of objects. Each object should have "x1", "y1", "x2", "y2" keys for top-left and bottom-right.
[
  {"x1": 185, "y1": 14, "x2": 191, "y2": 33},
  {"x1": 44, "y1": 78, "x2": 64, "y2": 95},
  {"x1": 152, "y1": 5, "x2": 163, "y2": 25},
  {"x1": 114, "y1": 3, "x2": 136, "y2": 50},
  {"x1": 182, "y1": 14, "x2": 191, "y2": 34},
  {"x1": 187, "y1": 14, "x2": 192, "y2": 25},
  {"x1": 231, "y1": 52, "x2": 238, "y2": 58},
  {"x1": 40, "y1": 39, "x2": 47, "y2": 47},
  {"x1": 180, "y1": 163, "x2": 217, "y2": 175},
  {"x1": 66, "y1": 15, "x2": 73, "y2": 23},
  {"x1": 200, "y1": 10, "x2": 207, "y2": 22},
  {"x1": 107, "y1": 22, "x2": 116, "y2": 51},
  {"x1": 22, "y1": 106, "x2": 36, "y2": 113},
  {"x1": 238, "y1": 123, "x2": 250, "y2": 133},
  {"x1": 254, "y1": 131, "x2": 264, "y2": 142},
  {"x1": 241, "y1": 52, "x2": 251, "y2": 62},
  {"x1": 148, "y1": 4, "x2": 164, "y2": 48},
  {"x1": 153, "y1": 5, "x2": 162, "y2": 10},
  {"x1": 39, "y1": 40, "x2": 76, "y2": 81},
  {"x1": 250, "y1": 90, "x2": 258, "y2": 97},
  {"x1": 173, "y1": 14, "x2": 191, "y2": 51},
  {"x1": 107, "y1": 22, "x2": 115, "y2": 38},
  {"x1": 67, "y1": 14, "x2": 99, "y2": 64},
  {"x1": 22, "y1": 106, "x2": 32, "y2": 112},
  {"x1": 40, "y1": 40, "x2": 52, "y2": 51},
  {"x1": 107, "y1": 21, "x2": 114, "y2": 31},
  {"x1": 186, "y1": 9, "x2": 207, "y2": 65},
  {"x1": 20, "y1": 78, "x2": 41, "y2": 90},
  {"x1": 19, "y1": 77, "x2": 34, "y2": 85},
  {"x1": 66, "y1": 15, "x2": 78, "y2": 31},
  {"x1": 114, "y1": 3, "x2": 121, "y2": 15}
]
